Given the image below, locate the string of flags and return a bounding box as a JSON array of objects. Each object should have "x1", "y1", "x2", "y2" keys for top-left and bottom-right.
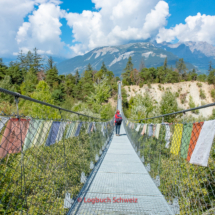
[
  {"x1": 125, "y1": 119, "x2": 215, "y2": 167},
  {"x1": 0, "y1": 116, "x2": 110, "y2": 158}
]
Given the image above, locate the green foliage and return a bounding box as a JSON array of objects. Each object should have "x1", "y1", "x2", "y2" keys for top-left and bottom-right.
[
  {"x1": 127, "y1": 123, "x2": 215, "y2": 215},
  {"x1": 175, "y1": 92, "x2": 179, "y2": 98},
  {"x1": 101, "y1": 62, "x2": 108, "y2": 73},
  {"x1": 187, "y1": 69, "x2": 197, "y2": 81},
  {"x1": 199, "y1": 89, "x2": 206, "y2": 99},
  {"x1": 208, "y1": 69, "x2": 215, "y2": 85},
  {"x1": 180, "y1": 93, "x2": 187, "y2": 104},
  {"x1": 0, "y1": 76, "x2": 15, "y2": 103},
  {"x1": 210, "y1": 89, "x2": 215, "y2": 102},
  {"x1": 163, "y1": 57, "x2": 167, "y2": 70},
  {"x1": 197, "y1": 74, "x2": 207, "y2": 82},
  {"x1": 87, "y1": 79, "x2": 111, "y2": 114},
  {"x1": 100, "y1": 103, "x2": 114, "y2": 120},
  {"x1": 4, "y1": 63, "x2": 25, "y2": 86},
  {"x1": 0, "y1": 58, "x2": 7, "y2": 80},
  {"x1": 189, "y1": 95, "x2": 199, "y2": 114},
  {"x1": 209, "y1": 60, "x2": 213, "y2": 72},
  {"x1": 121, "y1": 87, "x2": 129, "y2": 109},
  {"x1": 160, "y1": 91, "x2": 178, "y2": 122},
  {"x1": 46, "y1": 66, "x2": 59, "y2": 88},
  {"x1": 176, "y1": 58, "x2": 187, "y2": 75},
  {"x1": 197, "y1": 82, "x2": 202, "y2": 87},
  {"x1": 0, "y1": 121, "x2": 113, "y2": 214},
  {"x1": 128, "y1": 93, "x2": 156, "y2": 120},
  {"x1": 20, "y1": 68, "x2": 38, "y2": 95},
  {"x1": 29, "y1": 81, "x2": 60, "y2": 118},
  {"x1": 122, "y1": 56, "x2": 133, "y2": 85}
]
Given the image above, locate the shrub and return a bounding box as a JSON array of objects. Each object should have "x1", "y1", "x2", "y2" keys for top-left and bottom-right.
[
  {"x1": 199, "y1": 89, "x2": 206, "y2": 99},
  {"x1": 139, "y1": 82, "x2": 144, "y2": 88},
  {"x1": 211, "y1": 89, "x2": 215, "y2": 102},
  {"x1": 160, "y1": 91, "x2": 178, "y2": 122},
  {"x1": 189, "y1": 95, "x2": 199, "y2": 114},
  {"x1": 197, "y1": 82, "x2": 202, "y2": 88},
  {"x1": 180, "y1": 93, "x2": 187, "y2": 104},
  {"x1": 175, "y1": 92, "x2": 179, "y2": 98},
  {"x1": 147, "y1": 83, "x2": 151, "y2": 88}
]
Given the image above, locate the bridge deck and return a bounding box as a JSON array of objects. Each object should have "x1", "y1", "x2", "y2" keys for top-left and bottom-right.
[{"x1": 68, "y1": 124, "x2": 173, "y2": 215}]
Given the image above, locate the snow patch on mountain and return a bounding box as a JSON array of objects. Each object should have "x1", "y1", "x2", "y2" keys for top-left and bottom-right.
[
  {"x1": 159, "y1": 54, "x2": 167, "y2": 58},
  {"x1": 94, "y1": 47, "x2": 119, "y2": 59},
  {"x1": 86, "y1": 53, "x2": 94, "y2": 61},
  {"x1": 109, "y1": 51, "x2": 134, "y2": 67},
  {"x1": 85, "y1": 47, "x2": 119, "y2": 61},
  {"x1": 142, "y1": 51, "x2": 154, "y2": 58}
]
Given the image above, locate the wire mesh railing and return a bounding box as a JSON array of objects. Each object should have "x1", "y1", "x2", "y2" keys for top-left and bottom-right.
[
  {"x1": 0, "y1": 88, "x2": 114, "y2": 214},
  {"x1": 122, "y1": 111, "x2": 215, "y2": 215}
]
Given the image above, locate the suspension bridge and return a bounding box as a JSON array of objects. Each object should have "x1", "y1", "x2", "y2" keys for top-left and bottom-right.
[{"x1": 0, "y1": 83, "x2": 214, "y2": 214}]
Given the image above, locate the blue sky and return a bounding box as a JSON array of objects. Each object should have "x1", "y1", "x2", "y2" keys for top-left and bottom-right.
[
  {"x1": 1, "y1": 0, "x2": 215, "y2": 59},
  {"x1": 57, "y1": 0, "x2": 212, "y2": 48},
  {"x1": 166, "y1": 0, "x2": 215, "y2": 27},
  {"x1": 58, "y1": 0, "x2": 215, "y2": 49}
]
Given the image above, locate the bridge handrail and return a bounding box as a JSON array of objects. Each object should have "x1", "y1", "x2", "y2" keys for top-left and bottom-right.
[
  {"x1": 131, "y1": 101, "x2": 215, "y2": 121},
  {"x1": 0, "y1": 87, "x2": 101, "y2": 120}
]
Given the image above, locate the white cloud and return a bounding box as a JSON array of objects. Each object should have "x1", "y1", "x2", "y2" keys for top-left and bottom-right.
[
  {"x1": 65, "y1": 0, "x2": 169, "y2": 55},
  {"x1": 156, "y1": 13, "x2": 215, "y2": 45},
  {"x1": 16, "y1": 3, "x2": 66, "y2": 55},
  {"x1": 0, "y1": 0, "x2": 64, "y2": 57},
  {"x1": 0, "y1": 0, "x2": 35, "y2": 56},
  {"x1": 3, "y1": 0, "x2": 215, "y2": 60}
]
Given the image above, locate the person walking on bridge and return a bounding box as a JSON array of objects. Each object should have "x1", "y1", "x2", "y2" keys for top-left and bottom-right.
[{"x1": 114, "y1": 110, "x2": 122, "y2": 136}]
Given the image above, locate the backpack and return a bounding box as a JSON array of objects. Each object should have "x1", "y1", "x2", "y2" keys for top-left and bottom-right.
[{"x1": 115, "y1": 114, "x2": 122, "y2": 124}]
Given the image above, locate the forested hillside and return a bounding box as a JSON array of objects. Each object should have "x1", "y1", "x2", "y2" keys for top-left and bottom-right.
[
  {"x1": 121, "y1": 56, "x2": 215, "y2": 122},
  {"x1": 0, "y1": 48, "x2": 119, "y2": 120}
]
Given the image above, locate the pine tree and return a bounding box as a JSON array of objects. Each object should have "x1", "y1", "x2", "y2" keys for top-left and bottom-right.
[
  {"x1": 20, "y1": 68, "x2": 38, "y2": 95},
  {"x1": 73, "y1": 70, "x2": 80, "y2": 85},
  {"x1": 209, "y1": 61, "x2": 213, "y2": 72},
  {"x1": 0, "y1": 58, "x2": 7, "y2": 80},
  {"x1": 124, "y1": 56, "x2": 133, "y2": 71},
  {"x1": 47, "y1": 56, "x2": 55, "y2": 70},
  {"x1": 46, "y1": 66, "x2": 59, "y2": 88},
  {"x1": 86, "y1": 63, "x2": 93, "y2": 71},
  {"x1": 163, "y1": 57, "x2": 168, "y2": 70},
  {"x1": 176, "y1": 58, "x2": 187, "y2": 75},
  {"x1": 25, "y1": 51, "x2": 34, "y2": 71},
  {"x1": 101, "y1": 62, "x2": 108, "y2": 73},
  {"x1": 81, "y1": 69, "x2": 94, "y2": 99},
  {"x1": 122, "y1": 56, "x2": 133, "y2": 85},
  {"x1": 139, "y1": 58, "x2": 145, "y2": 71},
  {"x1": 6, "y1": 63, "x2": 24, "y2": 85},
  {"x1": 33, "y1": 48, "x2": 43, "y2": 72},
  {"x1": 17, "y1": 50, "x2": 26, "y2": 69},
  {"x1": 0, "y1": 75, "x2": 15, "y2": 102}
]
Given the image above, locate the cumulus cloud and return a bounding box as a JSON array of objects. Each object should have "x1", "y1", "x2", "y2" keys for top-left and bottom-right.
[
  {"x1": 0, "y1": 0, "x2": 64, "y2": 57},
  {"x1": 65, "y1": 0, "x2": 169, "y2": 55},
  {"x1": 16, "y1": 2, "x2": 66, "y2": 55},
  {"x1": 0, "y1": 0, "x2": 35, "y2": 56},
  {"x1": 156, "y1": 13, "x2": 215, "y2": 44},
  {"x1": 3, "y1": 0, "x2": 215, "y2": 59}
]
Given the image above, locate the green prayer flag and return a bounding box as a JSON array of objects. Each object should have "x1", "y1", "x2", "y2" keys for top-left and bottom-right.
[{"x1": 180, "y1": 123, "x2": 193, "y2": 159}]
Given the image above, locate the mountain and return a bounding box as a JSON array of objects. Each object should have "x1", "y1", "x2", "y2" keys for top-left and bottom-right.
[
  {"x1": 156, "y1": 41, "x2": 215, "y2": 73},
  {"x1": 57, "y1": 42, "x2": 195, "y2": 77},
  {"x1": 57, "y1": 41, "x2": 215, "y2": 76}
]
